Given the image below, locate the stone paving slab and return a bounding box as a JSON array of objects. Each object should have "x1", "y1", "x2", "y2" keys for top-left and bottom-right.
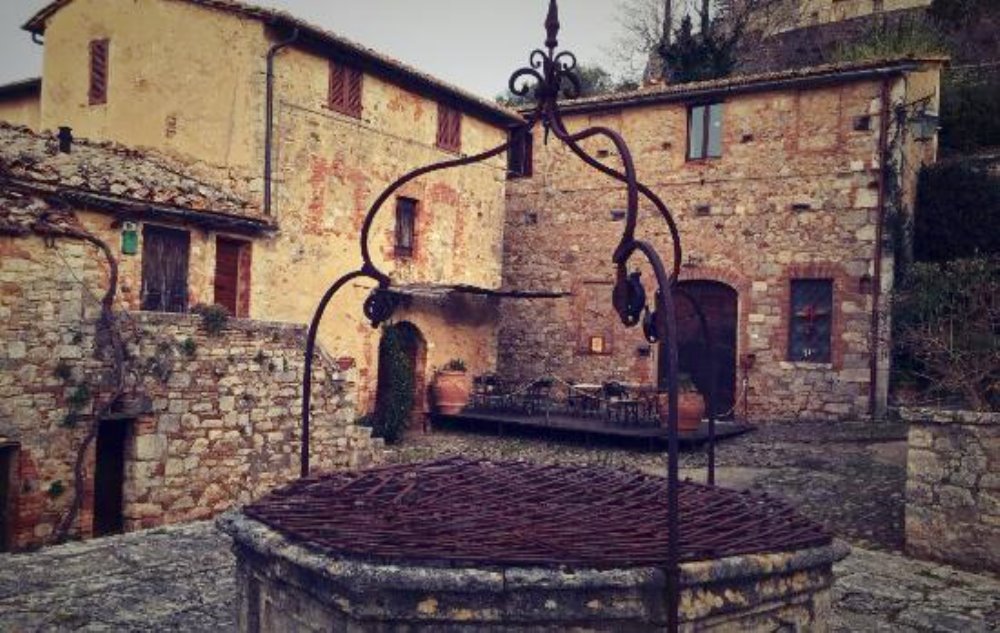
[
  {"x1": 1, "y1": 521, "x2": 998, "y2": 631},
  {"x1": 0, "y1": 522, "x2": 234, "y2": 632}
]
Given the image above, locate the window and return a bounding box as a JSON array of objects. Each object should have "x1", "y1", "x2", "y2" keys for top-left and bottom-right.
[
  {"x1": 507, "y1": 126, "x2": 533, "y2": 178},
  {"x1": 788, "y1": 279, "x2": 833, "y2": 362},
  {"x1": 436, "y1": 104, "x2": 461, "y2": 152},
  {"x1": 687, "y1": 102, "x2": 723, "y2": 160},
  {"x1": 89, "y1": 39, "x2": 110, "y2": 105},
  {"x1": 395, "y1": 197, "x2": 417, "y2": 257},
  {"x1": 328, "y1": 60, "x2": 363, "y2": 118}
]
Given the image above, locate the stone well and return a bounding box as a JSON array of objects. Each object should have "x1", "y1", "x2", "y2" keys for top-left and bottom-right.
[{"x1": 219, "y1": 458, "x2": 848, "y2": 632}]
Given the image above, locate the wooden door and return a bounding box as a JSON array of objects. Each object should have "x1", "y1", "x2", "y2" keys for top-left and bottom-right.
[
  {"x1": 0, "y1": 446, "x2": 14, "y2": 552},
  {"x1": 214, "y1": 238, "x2": 243, "y2": 317},
  {"x1": 662, "y1": 281, "x2": 739, "y2": 419},
  {"x1": 93, "y1": 420, "x2": 128, "y2": 537},
  {"x1": 141, "y1": 226, "x2": 190, "y2": 312}
]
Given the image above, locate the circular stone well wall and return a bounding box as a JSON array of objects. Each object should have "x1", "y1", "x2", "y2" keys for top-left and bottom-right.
[{"x1": 219, "y1": 458, "x2": 848, "y2": 632}]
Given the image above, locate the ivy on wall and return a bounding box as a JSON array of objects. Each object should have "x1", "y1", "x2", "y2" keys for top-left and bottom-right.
[{"x1": 363, "y1": 325, "x2": 414, "y2": 444}]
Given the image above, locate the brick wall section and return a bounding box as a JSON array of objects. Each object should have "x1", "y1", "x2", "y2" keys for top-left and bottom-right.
[
  {"x1": 0, "y1": 232, "x2": 381, "y2": 551},
  {"x1": 903, "y1": 408, "x2": 1000, "y2": 574},
  {"x1": 499, "y1": 72, "x2": 938, "y2": 421}
]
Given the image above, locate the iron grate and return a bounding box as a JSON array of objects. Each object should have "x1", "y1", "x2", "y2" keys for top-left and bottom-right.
[{"x1": 244, "y1": 457, "x2": 831, "y2": 569}]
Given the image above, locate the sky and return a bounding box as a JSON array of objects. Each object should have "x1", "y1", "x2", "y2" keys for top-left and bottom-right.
[{"x1": 0, "y1": 0, "x2": 628, "y2": 99}]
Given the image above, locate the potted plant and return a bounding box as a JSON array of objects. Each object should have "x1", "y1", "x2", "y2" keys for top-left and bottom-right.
[
  {"x1": 432, "y1": 359, "x2": 470, "y2": 415},
  {"x1": 657, "y1": 373, "x2": 705, "y2": 433}
]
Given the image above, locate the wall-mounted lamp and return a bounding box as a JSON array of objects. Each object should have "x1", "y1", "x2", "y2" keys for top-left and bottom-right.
[
  {"x1": 909, "y1": 108, "x2": 939, "y2": 142},
  {"x1": 121, "y1": 221, "x2": 138, "y2": 255}
]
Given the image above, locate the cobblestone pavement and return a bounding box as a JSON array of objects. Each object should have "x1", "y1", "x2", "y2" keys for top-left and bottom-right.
[
  {"x1": 0, "y1": 422, "x2": 996, "y2": 631},
  {"x1": 0, "y1": 522, "x2": 233, "y2": 632}
]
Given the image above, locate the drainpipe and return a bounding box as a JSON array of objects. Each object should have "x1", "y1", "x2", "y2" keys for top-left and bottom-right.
[
  {"x1": 31, "y1": 33, "x2": 44, "y2": 45},
  {"x1": 264, "y1": 26, "x2": 300, "y2": 216},
  {"x1": 869, "y1": 77, "x2": 892, "y2": 419}
]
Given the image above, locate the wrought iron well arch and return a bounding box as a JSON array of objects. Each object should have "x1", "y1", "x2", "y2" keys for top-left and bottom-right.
[{"x1": 299, "y1": 1, "x2": 719, "y2": 629}]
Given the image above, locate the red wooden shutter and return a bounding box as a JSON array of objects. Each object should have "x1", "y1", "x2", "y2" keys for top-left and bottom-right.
[
  {"x1": 437, "y1": 104, "x2": 461, "y2": 152},
  {"x1": 328, "y1": 61, "x2": 344, "y2": 111},
  {"x1": 329, "y1": 61, "x2": 362, "y2": 118},
  {"x1": 346, "y1": 67, "x2": 363, "y2": 117},
  {"x1": 89, "y1": 39, "x2": 109, "y2": 105}
]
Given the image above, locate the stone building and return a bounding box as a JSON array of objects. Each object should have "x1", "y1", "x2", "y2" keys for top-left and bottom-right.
[
  {"x1": 499, "y1": 58, "x2": 942, "y2": 421},
  {"x1": 0, "y1": 0, "x2": 945, "y2": 550},
  {"x1": 0, "y1": 0, "x2": 518, "y2": 551},
  {"x1": 0, "y1": 122, "x2": 381, "y2": 550},
  {"x1": 6, "y1": 0, "x2": 521, "y2": 409}
]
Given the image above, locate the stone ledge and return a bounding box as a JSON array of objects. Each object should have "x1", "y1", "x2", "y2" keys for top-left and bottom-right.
[
  {"x1": 900, "y1": 407, "x2": 1000, "y2": 426},
  {"x1": 218, "y1": 511, "x2": 849, "y2": 592}
]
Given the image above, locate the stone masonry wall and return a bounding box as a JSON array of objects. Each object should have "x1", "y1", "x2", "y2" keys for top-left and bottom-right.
[
  {"x1": 904, "y1": 408, "x2": 999, "y2": 574},
  {"x1": 500, "y1": 68, "x2": 939, "y2": 421},
  {"x1": 0, "y1": 231, "x2": 381, "y2": 551}
]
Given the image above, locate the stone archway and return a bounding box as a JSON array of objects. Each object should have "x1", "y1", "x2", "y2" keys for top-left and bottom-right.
[
  {"x1": 666, "y1": 281, "x2": 739, "y2": 419},
  {"x1": 375, "y1": 322, "x2": 428, "y2": 433}
]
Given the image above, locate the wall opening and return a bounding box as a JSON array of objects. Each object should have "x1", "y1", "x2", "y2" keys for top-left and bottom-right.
[
  {"x1": 93, "y1": 419, "x2": 130, "y2": 537},
  {"x1": 0, "y1": 444, "x2": 16, "y2": 552},
  {"x1": 375, "y1": 322, "x2": 428, "y2": 433},
  {"x1": 663, "y1": 281, "x2": 739, "y2": 418}
]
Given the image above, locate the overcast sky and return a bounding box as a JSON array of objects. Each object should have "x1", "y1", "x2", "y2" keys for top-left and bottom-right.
[{"x1": 0, "y1": 0, "x2": 627, "y2": 99}]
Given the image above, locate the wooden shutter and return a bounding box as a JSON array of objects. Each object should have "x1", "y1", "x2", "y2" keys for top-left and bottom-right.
[
  {"x1": 395, "y1": 198, "x2": 416, "y2": 257},
  {"x1": 507, "y1": 126, "x2": 533, "y2": 178},
  {"x1": 346, "y1": 67, "x2": 362, "y2": 117},
  {"x1": 437, "y1": 104, "x2": 461, "y2": 152},
  {"x1": 89, "y1": 39, "x2": 109, "y2": 105},
  {"x1": 328, "y1": 61, "x2": 344, "y2": 111},
  {"x1": 141, "y1": 226, "x2": 190, "y2": 313},
  {"x1": 329, "y1": 61, "x2": 362, "y2": 118}
]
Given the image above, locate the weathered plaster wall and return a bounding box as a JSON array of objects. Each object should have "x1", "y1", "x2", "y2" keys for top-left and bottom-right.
[
  {"x1": 0, "y1": 228, "x2": 380, "y2": 551},
  {"x1": 37, "y1": 0, "x2": 513, "y2": 414},
  {"x1": 0, "y1": 93, "x2": 41, "y2": 130},
  {"x1": 500, "y1": 70, "x2": 938, "y2": 421},
  {"x1": 904, "y1": 408, "x2": 999, "y2": 574},
  {"x1": 38, "y1": 0, "x2": 267, "y2": 181},
  {"x1": 255, "y1": 45, "x2": 509, "y2": 411}
]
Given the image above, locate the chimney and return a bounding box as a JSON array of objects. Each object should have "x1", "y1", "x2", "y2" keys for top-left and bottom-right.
[{"x1": 57, "y1": 126, "x2": 73, "y2": 153}]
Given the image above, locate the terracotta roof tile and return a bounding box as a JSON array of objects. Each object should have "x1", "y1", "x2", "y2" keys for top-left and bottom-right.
[{"x1": 0, "y1": 122, "x2": 260, "y2": 221}]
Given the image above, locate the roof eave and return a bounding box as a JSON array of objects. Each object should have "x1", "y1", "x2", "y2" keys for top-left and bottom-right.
[
  {"x1": 552, "y1": 60, "x2": 937, "y2": 116},
  {"x1": 273, "y1": 20, "x2": 522, "y2": 127}
]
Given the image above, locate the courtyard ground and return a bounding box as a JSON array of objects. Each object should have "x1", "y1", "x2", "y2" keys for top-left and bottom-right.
[{"x1": 0, "y1": 422, "x2": 997, "y2": 631}]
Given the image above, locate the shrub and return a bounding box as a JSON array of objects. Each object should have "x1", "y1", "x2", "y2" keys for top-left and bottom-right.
[
  {"x1": 892, "y1": 257, "x2": 999, "y2": 410},
  {"x1": 939, "y1": 69, "x2": 1000, "y2": 154},
  {"x1": 191, "y1": 303, "x2": 229, "y2": 336}
]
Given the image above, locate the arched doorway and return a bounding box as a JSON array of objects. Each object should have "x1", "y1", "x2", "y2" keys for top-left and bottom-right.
[
  {"x1": 660, "y1": 281, "x2": 739, "y2": 419},
  {"x1": 375, "y1": 322, "x2": 428, "y2": 437}
]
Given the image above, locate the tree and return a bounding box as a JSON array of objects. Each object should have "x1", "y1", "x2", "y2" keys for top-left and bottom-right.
[
  {"x1": 496, "y1": 64, "x2": 634, "y2": 107},
  {"x1": 614, "y1": 0, "x2": 787, "y2": 85},
  {"x1": 893, "y1": 257, "x2": 999, "y2": 411}
]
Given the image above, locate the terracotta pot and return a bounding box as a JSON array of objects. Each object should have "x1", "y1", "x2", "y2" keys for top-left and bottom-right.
[
  {"x1": 432, "y1": 370, "x2": 470, "y2": 415},
  {"x1": 657, "y1": 392, "x2": 705, "y2": 433}
]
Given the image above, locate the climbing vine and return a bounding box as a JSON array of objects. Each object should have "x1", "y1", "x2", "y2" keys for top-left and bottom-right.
[{"x1": 365, "y1": 325, "x2": 414, "y2": 444}]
